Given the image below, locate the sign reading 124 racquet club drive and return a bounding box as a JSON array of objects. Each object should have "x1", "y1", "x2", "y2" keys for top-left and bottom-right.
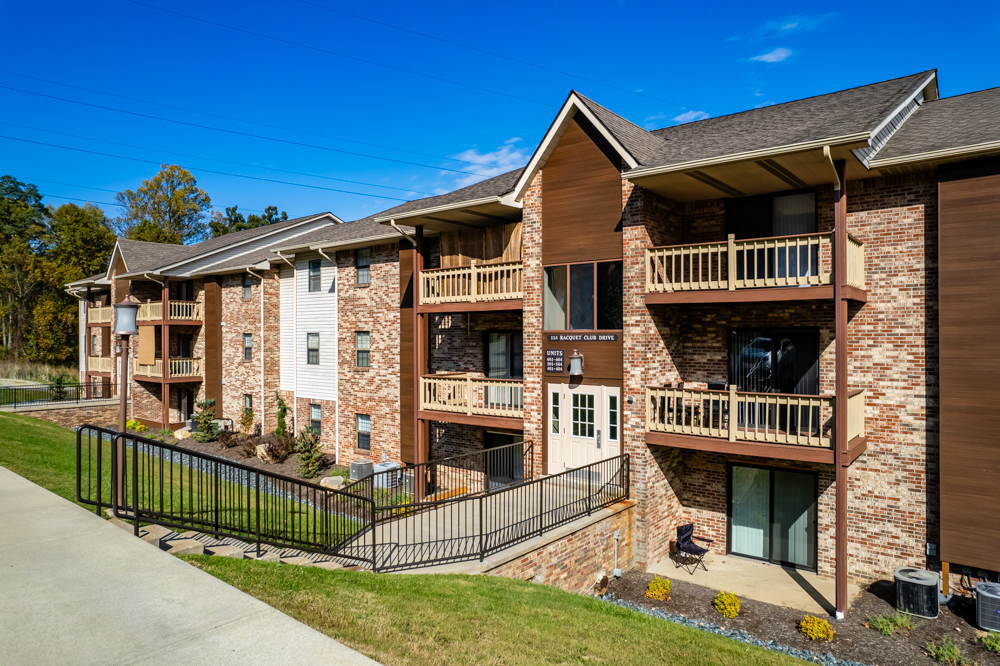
[{"x1": 546, "y1": 334, "x2": 619, "y2": 342}]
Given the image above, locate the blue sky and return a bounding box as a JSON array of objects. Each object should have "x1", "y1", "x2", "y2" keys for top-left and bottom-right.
[{"x1": 2, "y1": 0, "x2": 998, "y2": 228}]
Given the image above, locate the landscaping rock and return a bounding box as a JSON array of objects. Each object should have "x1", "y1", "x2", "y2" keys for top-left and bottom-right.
[
  {"x1": 162, "y1": 539, "x2": 204, "y2": 556},
  {"x1": 313, "y1": 561, "x2": 344, "y2": 571},
  {"x1": 174, "y1": 430, "x2": 192, "y2": 440},
  {"x1": 257, "y1": 551, "x2": 281, "y2": 562},
  {"x1": 256, "y1": 443, "x2": 276, "y2": 463},
  {"x1": 319, "y1": 475, "x2": 345, "y2": 489},
  {"x1": 205, "y1": 545, "x2": 246, "y2": 559},
  {"x1": 139, "y1": 524, "x2": 174, "y2": 546},
  {"x1": 280, "y1": 556, "x2": 315, "y2": 567}
]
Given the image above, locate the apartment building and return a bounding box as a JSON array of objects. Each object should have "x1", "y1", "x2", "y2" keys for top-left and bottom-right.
[{"x1": 69, "y1": 70, "x2": 1000, "y2": 618}]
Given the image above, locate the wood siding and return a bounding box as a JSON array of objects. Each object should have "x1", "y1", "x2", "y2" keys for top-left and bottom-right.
[
  {"x1": 203, "y1": 278, "x2": 223, "y2": 407},
  {"x1": 541, "y1": 118, "x2": 623, "y2": 265},
  {"x1": 399, "y1": 249, "x2": 415, "y2": 463},
  {"x1": 938, "y1": 171, "x2": 1000, "y2": 571},
  {"x1": 439, "y1": 223, "x2": 523, "y2": 268}
]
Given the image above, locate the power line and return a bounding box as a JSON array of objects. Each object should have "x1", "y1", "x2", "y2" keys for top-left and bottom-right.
[
  {"x1": 1, "y1": 121, "x2": 437, "y2": 196},
  {"x1": 0, "y1": 134, "x2": 413, "y2": 201},
  {"x1": 122, "y1": 0, "x2": 557, "y2": 110},
  {"x1": 40, "y1": 193, "x2": 121, "y2": 208},
  {"x1": 26, "y1": 177, "x2": 264, "y2": 213},
  {"x1": 0, "y1": 84, "x2": 498, "y2": 177},
  {"x1": 291, "y1": 0, "x2": 692, "y2": 110},
  {"x1": 0, "y1": 69, "x2": 484, "y2": 166}
]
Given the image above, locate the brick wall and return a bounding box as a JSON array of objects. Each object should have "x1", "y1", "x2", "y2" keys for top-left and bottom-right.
[
  {"x1": 488, "y1": 502, "x2": 635, "y2": 594},
  {"x1": 521, "y1": 172, "x2": 545, "y2": 478},
  {"x1": 14, "y1": 403, "x2": 119, "y2": 430},
  {"x1": 336, "y1": 242, "x2": 401, "y2": 466},
  {"x1": 291, "y1": 395, "x2": 338, "y2": 451},
  {"x1": 429, "y1": 312, "x2": 523, "y2": 374}
]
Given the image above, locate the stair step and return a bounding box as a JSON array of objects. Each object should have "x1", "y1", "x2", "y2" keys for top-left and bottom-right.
[
  {"x1": 257, "y1": 552, "x2": 281, "y2": 562},
  {"x1": 313, "y1": 561, "x2": 344, "y2": 571},
  {"x1": 280, "y1": 556, "x2": 315, "y2": 567},
  {"x1": 162, "y1": 539, "x2": 204, "y2": 556},
  {"x1": 205, "y1": 545, "x2": 246, "y2": 559},
  {"x1": 107, "y1": 518, "x2": 133, "y2": 532},
  {"x1": 139, "y1": 524, "x2": 174, "y2": 545}
]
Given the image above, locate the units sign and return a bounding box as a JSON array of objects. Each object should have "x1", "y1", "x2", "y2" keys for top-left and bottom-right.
[
  {"x1": 545, "y1": 349, "x2": 564, "y2": 373},
  {"x1": 546, "y1": 333, "x2": 619, "y2": 342}
]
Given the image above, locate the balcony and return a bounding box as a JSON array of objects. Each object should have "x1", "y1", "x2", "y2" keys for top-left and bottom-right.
[
  {"x1": 645, "y1": 232, "x2": 865, "y2": 304},
  {"x1": 133, "y1": 357, "x2": 202, "y2": 379},
  {"x1": 137, "y1": 300, "x2": 202, "y2": 322},
  {"x1": 419, "y1": 261, "x2": 523, "y2": 310},
  {"x1": 645, "y1": 385, "x2": 866, "y2": 464},
  {"x1": 419, "y1": 373, "x2": 524, "y2": 428},
  {"x1": 88, "y1": 356, "x2": 113, "y2": 373},
  {"x1": 89, "y1": 305, "x2": 113, "y2": 324}
]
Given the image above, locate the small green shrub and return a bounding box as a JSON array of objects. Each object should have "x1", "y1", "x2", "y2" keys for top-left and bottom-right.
[
  {"x1": 126, "y1": 419, "x2": 147, "y2": 432},
  {"x1": 156, "y1": 428, "x2": 173, "y2": 438},
  {"x1": 239, "y1": 408, "x2": 254, "y2": 434},
  {"x1": 712, "y1": 591, "x2": 741, "y2": 619},
  {"x1": 645, "y1": 576, "x2": 672, "y2": 601},
  {"x1": 275, "y1": 392, "x2": 288, "y2": 440},
  {"x1": 192, "y1": 399, "x2": 222, "y2": 442},
  {"x1": 52, "y1": 375, "x2": 67, "y2": 401},
  {"x1": 295, "y1": 428, "x2": 324, "y2": 479},
  {"x1": 978, "y1": 632, "x2": 1000, "y2": 654},
  {"x1": 867, "y1": 610, "x2": 913, "y2": 636},
  {"x1": 799, "y1": 615, "x2": 835, "y2": 641},
  {"x1": 926, "y1": 636, "x2": 971, "y2": 664}
]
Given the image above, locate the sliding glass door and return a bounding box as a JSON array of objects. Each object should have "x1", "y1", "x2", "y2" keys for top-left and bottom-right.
[{"x1": 728, "y1": 464, "x2": 818, "y2": 571}]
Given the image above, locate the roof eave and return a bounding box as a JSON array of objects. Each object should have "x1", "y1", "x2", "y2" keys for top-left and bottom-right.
[
  {"x1": 868, "y1": 140, "x2": 1000, "y2": 170},
  {"x1": 373, "y1": 196, "x2": 520, "y2": 224}
]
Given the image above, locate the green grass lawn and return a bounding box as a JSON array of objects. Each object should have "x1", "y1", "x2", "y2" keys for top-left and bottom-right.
[
  {"x1": 183, "y1": 556, "x2": 804, "y2": 666},
  {"x1": 0, "y1": 411, "x2": 91, "y2": 507}
]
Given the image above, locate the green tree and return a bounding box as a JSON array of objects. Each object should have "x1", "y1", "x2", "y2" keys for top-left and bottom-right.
[
  {"x1": 45, "y1": 203, "x2": 116, "y2": 285},
  {"x1": 0, "y1": 236, "x2": 44, "y2": 357},
  {"x1": 0, "y1": 175, "x2": 47, "y2": 242},
  {"x1": 115, "y1": 165, "x2": 211, "y2": 244},
  {"x1": 209, "y1": 205, "x2": 288, "y2": 238}
]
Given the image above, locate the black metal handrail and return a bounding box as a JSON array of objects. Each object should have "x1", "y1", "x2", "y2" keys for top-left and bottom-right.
[
  {"x1": 1, "y1": 382, "x2": 115, "y2": 408},
  {"x1": 76, "y1": 425, "x2": 375, "y2": 565},
  {"x1": 341, "y1": 439, "x2": 534, "y2": 511}
]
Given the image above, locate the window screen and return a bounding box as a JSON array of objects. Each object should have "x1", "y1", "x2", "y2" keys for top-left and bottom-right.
[
  {"x1": 307, "y1": 333, "x2": 320, "y2": 365},
  {"x1": 357, "y1": 414, "x2": 371, "y2": 450},
  {"x1": 356, "y1": 248, "x2": 371, "y2": 285},
  {"x1": 569, "y1": 264, "x2": 594, "y2": 330},
  {"x1": 244, "y1": 394, "x2": 253, "y2": 411},
  {"x1": 310, "y1": 404, "x2": 321, "y2": 435},
  {"x1": 543, "y1": 266, "x2": 567, "y2": 330},
  {"x1": 356, "y1": 331, "x2": 370, "y2": 367},
  {"x1": 596, "y1": 261, "x2": 623, "y2": 330},
  {"x1": 243, "y1": 333, "x2": 252, "y2": 361},
  {"x1": 308, "y1": 259, "x2": 322, "y2": 292},
  {"x1": 242, "y1": 273, "x2": 252, "y2": 299}
]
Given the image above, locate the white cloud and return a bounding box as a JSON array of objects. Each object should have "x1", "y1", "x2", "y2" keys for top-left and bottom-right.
[
  {"x1": 672, "y1": 110, "x2": 710, "y2": 123},
  {"x1": 755, "y1": 101, "x2": 777, "y2": 108},
  {"x1": 447, "y1": 140, "x2": 531, "y2": 189},
  {"x1": 750, "y1": 47, "x2": 792, "y2": 63},
  {"x1": 643, "y1": 112, "x2": 669, "y2": 129},
  {"x1": 729, "y1": 13, "x2": 835, "y2": 41}
]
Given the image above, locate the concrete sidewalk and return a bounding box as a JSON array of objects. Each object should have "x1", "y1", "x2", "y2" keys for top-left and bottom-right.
[{"x1": 0, "y1": 466, "x2": 379, "y2": 665}]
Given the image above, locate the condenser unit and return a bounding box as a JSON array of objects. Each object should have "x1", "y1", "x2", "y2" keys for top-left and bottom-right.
[
  {"x1": 895, "y1": 567, "x2": 939, "y2": 618},
  {"x1": 977, "y1": 582, "x2": 1000, "y2": 632},
  {"x1": 350, "y1": 460, "x2": 373, "y2": 481}
]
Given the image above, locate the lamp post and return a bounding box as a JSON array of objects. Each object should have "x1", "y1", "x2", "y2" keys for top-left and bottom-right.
[{"x1": 112, "y1": 298, "x2": 139, "y2": 510}]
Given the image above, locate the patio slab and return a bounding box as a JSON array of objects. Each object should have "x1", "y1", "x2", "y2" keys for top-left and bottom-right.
[{"x1": 646, "y1": 552, "x2": 860, "y2": 616}]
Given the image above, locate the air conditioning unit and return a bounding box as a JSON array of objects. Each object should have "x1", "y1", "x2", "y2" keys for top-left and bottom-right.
[
  {"x1": 977, "y1": 582, "x2": 1000, "y2": 632},
  {"x1": 350, "y1": 460, "x2": 373, "y2": 481},
  {"x1": 373, "y1": 462, "x2": 402, "y2": 488},
  {"x1": 895, "y1": 567, "x2": 939, "y2": 618}
]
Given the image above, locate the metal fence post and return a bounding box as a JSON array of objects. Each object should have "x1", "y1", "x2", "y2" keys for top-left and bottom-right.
[
  {"x1": 587, "y1": 467, "x2": 592, "y2": 516},
  {"x1": 131, "y1": 435, "x2": 139, "y2": 537},
  {"x1": 537, "y1": 475, "x2": 544, "y2": 537},
  {"x1": 370, "y1": 498, "x2": 377, "y2": 572},
  {"x1": 255, "y1": 473, "x2": 261, "y2": 560},
  {"x1": 479, "y1": 494, "x2": 485, "y2": 562}
]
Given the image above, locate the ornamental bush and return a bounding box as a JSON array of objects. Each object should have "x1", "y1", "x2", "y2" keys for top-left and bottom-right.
[
  {"x1": 239, "y1": 408, "x2": 254, "y2": 435},
  {"x1": 125, "y1": 419, "x2": 147, "y2": 432},
  {"x1": 645, "y1": 576, "x2": 672, "y2": 601},
  {"x1": 712, "y1": 591, "x2": 741, "y2": 619},
  {"x1": 295, "y1": 428, "x2": 324, "y2": 479},
  {"x1": 192, "y1": 399, "x2": 222, "y2": 442},
  {"x1": 799, "y1": 615, "x2": 835, "y2": 641},
  {"x1": 275, "y1": 392, "x2": 288, "y2": 439}
]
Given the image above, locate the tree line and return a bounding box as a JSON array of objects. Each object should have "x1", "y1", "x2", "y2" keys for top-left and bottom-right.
[{"x1": 0, "y1": 165, "x2": 288, "y2": 365}]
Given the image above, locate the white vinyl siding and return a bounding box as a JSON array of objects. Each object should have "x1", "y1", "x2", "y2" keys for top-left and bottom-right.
[{"x1": 295, "y1": 252, "x2": 337, "y2": 401}]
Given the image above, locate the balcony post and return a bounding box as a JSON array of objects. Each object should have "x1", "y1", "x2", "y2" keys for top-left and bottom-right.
[
  {"x1": 727, "y1": 235, "x2": 736, "y2": 290},
  {"x1": 832, "y1": 158, "x2": 849, "y2": 619},
  {"x1": 466, "y1": 375, "x2": 473, "y2": 415},
  {"x1": 728, "y1": 384, "x2": 737, "y2": 442},
  {"x1": 470, "y1": 262, "x2": 478, "y2": 303}
]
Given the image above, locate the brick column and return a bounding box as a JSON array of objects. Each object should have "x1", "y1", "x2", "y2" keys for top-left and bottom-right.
[{"x1": 521, "y1": 173, "x2": 544, "y2": 477}]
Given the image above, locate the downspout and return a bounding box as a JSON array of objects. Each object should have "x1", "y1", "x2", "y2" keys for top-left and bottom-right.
[
  {"x1": 248, "y1": 268, "x2": 265, "y2": 429},
  {"x1": 389, "y1": 220, "x2": 415, "y2": 242},
  {"x1": 143, "y1": 273, "x2": 165, "y2": 287},
  {"x1": 822, "y1": 146, "x2": 841, "y2": 192}
]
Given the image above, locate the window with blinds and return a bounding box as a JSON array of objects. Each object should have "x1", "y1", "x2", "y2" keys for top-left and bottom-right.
[{"x1": 357, "y1": 414, "x2": 371, "y2": 450}]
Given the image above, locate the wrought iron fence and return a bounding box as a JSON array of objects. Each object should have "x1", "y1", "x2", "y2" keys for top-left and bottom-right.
[{"x1": 0, "y1": 381, "x2": 115, "y2": 408}]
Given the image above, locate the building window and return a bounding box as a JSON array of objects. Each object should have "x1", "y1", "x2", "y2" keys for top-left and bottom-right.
[
  {"x1": 356, "y1": 331, "x2": 370, "y2": 368},
  {"x1": 357, "y1": 414, "x2": 371, "y2": 450},
  {"x1": 242, "y1": 273, "x2": 253, "y2": 299},
  {"x1": 356, "y1": 248, "x2": 371, "y2": 285},
  {"x1": 310, "y1": 404, "x2": 322, "y2": 435},
  {"x1": 307, "y1": 333, "x2": 320, "y2": 365},
  {"x1": 308, "y1": 259, "x2": 322, "y2": 292},
  {"x1": 727, "y1": 192, "x2": 818, "y2": 281},
  {"x1": 243, "y1": 333, "x2": 253, "y2": 361},
  {"x1": 244, "y1": 394, "x2": 253, "y2": 411},
  {"x1": 550, "y1": 391, "x2": 560, "y2": 435},
  {"x1": 176, "y1": 280, "x2": 194, "y2": 301},
  {"x1": 608, "y1": 394, "x2": 618, "y2": 441},
  {"x1": 91, "y1": 334, "x2": 99, "y2": 355},
  {"x1": 544, "y1": 261, "x2": 622, "y2": 331},
  {"x1": 485, "y1": 332, "x2": 523, "y2": 379},
  {"x1": 571, "y1": 393, "x2": 595, "y2": 438}
]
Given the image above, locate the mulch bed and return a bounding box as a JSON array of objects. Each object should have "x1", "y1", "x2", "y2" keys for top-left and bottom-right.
[
  {"x1": 607, "y1": 569, "x2": 999, "y2": 666},
  {"x1": 133, "y1": 430, "x2": 342, "y2": 484}
]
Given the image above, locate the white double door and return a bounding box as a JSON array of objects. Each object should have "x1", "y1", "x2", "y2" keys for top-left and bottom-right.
[{"x1": 547, "y1": 383, "x2": 621, "y2": 475}]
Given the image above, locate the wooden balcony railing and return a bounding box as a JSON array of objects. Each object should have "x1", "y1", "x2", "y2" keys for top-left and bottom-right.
[
  {"x1": 133, "y1": 358, "x2": 202, "y2": 378},
  {"x1": 136, "y1": 300, "x2": 202, "y2": 321},
  {"x1": 646, "y1": 386, "x2": 865, "y2": 448},
  {"x1": 646, "y1": 232, "x2": 867, "y2": 293},
  {"x1": 88, "y1": 356, "x2": 113, "y2": 373},
  {"x1": 420, "y1": 373, "x2": 524, "y2": 418},
  {"x1": 420, "y1": 261, "x2": 523, "y2": 305},
  {"x1": 88, "y1": 305, "x2": 114, "y2": 324}
]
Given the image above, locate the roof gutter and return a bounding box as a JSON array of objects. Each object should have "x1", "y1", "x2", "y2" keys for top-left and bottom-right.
[
  {"x1": 622, "y1": 132, "x2": 871, "y2": 181},
  {"x1": 868, "y1": 139, "x2": 1000, "y2": 169},
  {"x1": 822, "y1": 146, "x2": 841, "y2": 191},
  {"x1": 373, "y1": 195, "x2": 520, "y2": 224}
]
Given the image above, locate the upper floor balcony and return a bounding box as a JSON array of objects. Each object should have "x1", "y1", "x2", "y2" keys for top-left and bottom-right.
[
  {"x1": 645, "y1": 384, "x2": 866, "y2": 464},
  {"x1": 419, "y1": 261, "x2": 523, "y2": 310},
  {"x1": 88, "y1": 356, "x2": 113, "y2": 373},
  {"x1": 88, "y1": 305, "x2": 114, "y2": 324},
  {"x1": 137, "y1": 300, "x2": 203, "y2": 323},
  {"x1": 419, "y1": 373, "x2": 524, "y2": 428},
  {"x1": 133, "y1": 357, "x2": 203, "y2": 380},
  {"x1": 645, "y1": 232, "x2": 865, "y2": 304}
]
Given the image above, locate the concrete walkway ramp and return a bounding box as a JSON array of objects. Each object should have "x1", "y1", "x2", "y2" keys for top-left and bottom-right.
[{"x1": 0, "y1": 465, "x2": 378, "y2": 666}]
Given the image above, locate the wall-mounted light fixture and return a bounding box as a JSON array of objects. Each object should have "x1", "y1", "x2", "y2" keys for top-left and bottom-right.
[{"x1": 568, "y1": 349, "x2": 584, "y2": 377}]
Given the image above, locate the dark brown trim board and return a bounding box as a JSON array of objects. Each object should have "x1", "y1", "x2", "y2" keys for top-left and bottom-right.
[
  {"x1": 417, "y1": 410, "x2": 524, "y2": 431},
  {"x1": 645, "y1": 285, "x2": 867, "y2": 306},
  {"x1": 417, "y1": 299, "x2": 524, "y2": 314},
  {"x1": 645, "y1": 431, "x2": 835, "y2": 464}
]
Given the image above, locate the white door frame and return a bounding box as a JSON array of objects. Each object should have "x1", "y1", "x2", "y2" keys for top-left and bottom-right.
[{"x1": 547, "y1": 383, "x2": 621, "y2": 474}]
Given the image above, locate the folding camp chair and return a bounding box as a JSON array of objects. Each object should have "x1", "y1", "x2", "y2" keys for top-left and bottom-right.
[{"x1": 675, "y1": 523, "x2": 713, "y2": 575}]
